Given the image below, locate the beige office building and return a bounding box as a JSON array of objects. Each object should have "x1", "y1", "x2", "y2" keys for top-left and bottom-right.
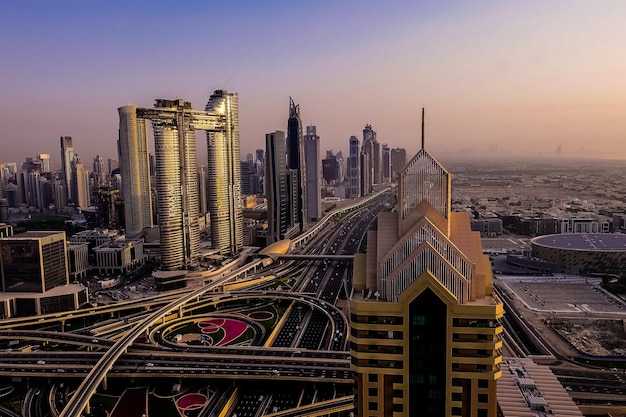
[{"x1": 350, "y1": 146, "x2": 503, "y2": 417}]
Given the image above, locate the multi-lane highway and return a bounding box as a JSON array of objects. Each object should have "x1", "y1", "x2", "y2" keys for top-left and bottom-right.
[{"x1": 0, "y1": 188, "x2": 393, "y2": 417}]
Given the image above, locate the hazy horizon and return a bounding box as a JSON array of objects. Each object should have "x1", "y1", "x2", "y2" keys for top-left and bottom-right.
[{"x1": 2, "y1": 1, "x2": 625, "y2": 168}]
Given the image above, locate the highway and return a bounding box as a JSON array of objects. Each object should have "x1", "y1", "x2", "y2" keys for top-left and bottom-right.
[{"x1": 0, "y1": 189, "x2": 393, "y2": 417}]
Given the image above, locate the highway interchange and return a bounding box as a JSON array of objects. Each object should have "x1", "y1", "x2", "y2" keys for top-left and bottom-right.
[
  {"x1": 0, "y1": 189, "x2": 392, "y2": 417},
  {"x1": 1, "y1": 186, "x2": 625, "y2": 416}
]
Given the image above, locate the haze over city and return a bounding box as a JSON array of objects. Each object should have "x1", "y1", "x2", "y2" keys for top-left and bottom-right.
[{"x1": 1, "y1": 0, "x2": 625, "y2": 165}]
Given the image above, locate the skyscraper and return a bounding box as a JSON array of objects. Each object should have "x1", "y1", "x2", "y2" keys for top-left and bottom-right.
[
  {"x1": 390, "y1": 147, "x2": 407, "y2": 182},
  {"x1": 72, "y1": 157, "x2": 90, "y2": 209},
  {"x1": 265, "y1": 131, "x2": 289, "y2": 243},
  {"x1": 286, "y1": 97, "x2": 306, "y2": 232},
  {"x1": 119, "y1": 90, "x2": 241, "y2": 268},
  {"x1": 205, "y1": 90, "x2": 243, "y2": 255},
  {"x1": 37, "y1": 153, "x2": 51, "y2": 174},
  {"x1": 151, "y1": 99, "x2": 200, "y2": 270},
  {"x1": 381, "y1": 144, "x2": 391, "y2": 184},
  {"x1": 350, "y1": 114, "x2": 502, "y2": 417},
  {"x1": 60, "y1": 136, "x2": 74, "y2": 202},
  {"x1": 303, "y1": 125, "x2": 321, "y2": 222},
  {"x1": 347, "y1": 136, "x2": 360, "y2": 198},
  {"x1": 118, "y1": 106, "x2": 154, "y2": 238}
]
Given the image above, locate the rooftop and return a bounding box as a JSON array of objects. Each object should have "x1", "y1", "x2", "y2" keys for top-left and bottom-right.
[{"x1": 532, "y1": 233, "x2": 626, "y2": 251}]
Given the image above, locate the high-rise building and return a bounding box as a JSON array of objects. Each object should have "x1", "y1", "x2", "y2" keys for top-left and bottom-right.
[
  {"x1": 93, "y1": 154, "x2": 105, "y2": 186},
  {"x1": 361, "y1": 124, "x2": 378, "y2": 196},
  {"x1": 391, "y1": 147, "x2": 407, "y2": 182},
  {"x1": 381, "y1": 144, "x2": 391, "y2": 183},
  {"x1": 322, "y1": 150, "x2": 341, "y2": 185},
  {"x1": 240, "y1": 160, "x2": 260, "y2": 196},
  {"x1": 347, "y1": 136, "x2": 360, "y2": 198},
  {"x1": 118, "y1": 106, "x2": 154, "y2": 238},
  {"x1": 255, "y1": 148, "x2": 264, "y2": 163},
  {"x1": 60, "y1": 136, "x2": 74, "y2": 202},
  {"x1": 303, "y1": 125, "x2": 321, "y2": 222},
  {"x1": 286, "y1": 97, "x2": 306, "y2": 232},
  {"x1": 151, "y1": 99, "x2": 201, "y2": 270},
  {"x1": 266, "y1": 131, "x2": 289, "y2": 243},
  {"x1": 36, "y1": 153, "x2": 51, "y2": 174},
  {"x1": 197, "y1": 166, "x2": 208, "y2": 216},
  {"x1": 205, "y1": 90, "x2": 243, "y2": 255},
  {"x1": 72, "y1": 157, "x2": 90, "y2": 209},
  {"x1": 350, "y1": 124, "x2": 503, "y2": 416},
  {"x1": 119, "y1": 90, "x2": 241, "y2": 268}
]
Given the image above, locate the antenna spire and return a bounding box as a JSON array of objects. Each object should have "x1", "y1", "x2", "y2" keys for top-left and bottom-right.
[{"x1": 421, "y1": 107, "x2": 425, "y2": 150}]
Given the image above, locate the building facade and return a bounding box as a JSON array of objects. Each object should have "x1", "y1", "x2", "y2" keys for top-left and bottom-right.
[
  {"x1": 350, "y1": 146, "x2": 503, "y2": 417},
  {"x1": 205, "y1": 90, "x2": 243, "y2": 256},
  {"x1": 303, "y1": 125, "x2": 321, "y2": 222},
  {"x1": 266, "y1": 131, "x2": 289, "y2": 243},
  {"x1": 286, "y1": 97, "x2": 306, "y2": 232},
  {"x1": 348, "y1": 136, "x2": 361, "y2": 198},
  {"x1": 118, "y1": 105, "x2": 154, "y2": 237},
  {"x1": 60, "y1": 136, "x2": 74, "y2": 202}
]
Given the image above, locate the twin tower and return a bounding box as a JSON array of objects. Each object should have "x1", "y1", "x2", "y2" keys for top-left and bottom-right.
[{"x1": 118, "y1": 90, "x2": 242, "y2": 270}]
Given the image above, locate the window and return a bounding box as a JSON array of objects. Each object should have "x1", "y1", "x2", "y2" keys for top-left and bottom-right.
[
  {"x1": 477, "y1": 409, "x2": 488, "y2": 417},
  {"x1": 368, "y1": 374, "x2": 378, "y2": 383},
  {"x1": 368, "y1": 402, "x2": 378, "y2": 411},
  {"x1": 478, "y1": 379, "x2": 489, "y2": 388},
  {"x1": 478, "y1": 394, "x2": 489, "y2": 403},
  {"x1": 411, "y1": 314, "x2": 426, "y2": 326},
  {"x1": 368, "y1": 388, "x2": 378, "y2": 397}
]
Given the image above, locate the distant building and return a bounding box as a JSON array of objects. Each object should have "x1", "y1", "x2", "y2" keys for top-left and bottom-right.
[
  {"x1": 347, "y1": 136, "x2": 360, "y2": 198},
  {"x1": 390, "y1": 147, "x2": 407, "y2": 181},
  {"x1": 350, "y1": 141, "x2": 502, "y2": 416},
  {"x1": 532, "y1": 233, "x2": 626, "y2": 275},
  {"x1": 471, "y1": 216, "x2": 503, "y2": 237},
  {"x1": 118, "y1": 106, "x2": 154, "y2": 237},
  {"x1": 286, "y1": 97, "x2": 306, "y2": 232},
  {"x1": 303, "y1": 125, "x2": 321, "y2": 222},
  {"x1": 381, "y1": 144, "x2": 391, "y2": 183},
  {"x1": 266, "y1": 131, "x2": 289, "y2": 243},
  {"x1": 60, "y1": 136, "x2": 74, "y2": 202},
  {"x1": 94, "y1": 239, "x2": 145, "y2": 275}
]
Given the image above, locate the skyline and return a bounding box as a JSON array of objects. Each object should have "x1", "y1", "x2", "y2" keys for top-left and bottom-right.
[{"x1": 2, "y1": 1, "x2": 626, "y2": 166}]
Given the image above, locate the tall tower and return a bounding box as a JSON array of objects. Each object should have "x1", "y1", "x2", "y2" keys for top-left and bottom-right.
[
  {"x1": 118, "y1": 106, "x2": 153, "y2": 238},
  {"x1": 381, "y1": 144, "x2": 391, "y2": 183},
  {"x1": 348, "y1": 136, "x2": 360, "y2": 198},
  {"x1": 303, "y1": 125, "x2": 321, "y2": 222},
  {"x1": 350, "y1": 111, "x2": 503, "y2": 417},
  {"x1": 60, "y1": 136, "x2": 74, "y2": 202},
  {"x1": 205, "y1": 90, "x2": 243, "y2": 255},
  {"x1": 37, "y1": 153, "x2": 51, "y2": 174},
  {"x1": 150, "y1": 99, "x2": 200, "y2": 270},
  {"x1": 287, "y1": 97, "x2": 306, "y2": 232},
  {"x1": 265, "y1": 131, "x2": 289, "y2": 243},
  {"x1": 72, "y1": 157, "x2": 91, "y2": 209}
]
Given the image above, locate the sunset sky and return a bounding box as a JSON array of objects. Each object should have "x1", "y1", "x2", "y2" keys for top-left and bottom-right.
[{"x1": 1, "y1": 1, "x2": 625, "y2": 167}]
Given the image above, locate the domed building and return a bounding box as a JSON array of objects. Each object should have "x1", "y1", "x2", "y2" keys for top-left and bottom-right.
[{"x1": 531, "y1": 233, "x2": 626, "y2": 275}]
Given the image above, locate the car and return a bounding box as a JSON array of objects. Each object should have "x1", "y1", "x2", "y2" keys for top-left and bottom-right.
[
  {"x1": 37, "y1": 360, "x2": 46, "y2": 365},
  {"x1": 147, "y1": 363, "x2": 154, "y2": 367}
]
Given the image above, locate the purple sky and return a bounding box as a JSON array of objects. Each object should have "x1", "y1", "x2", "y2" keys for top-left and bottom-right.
[{"x1": 1, "y1": 1, "x2": 625, "y2": 169}]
